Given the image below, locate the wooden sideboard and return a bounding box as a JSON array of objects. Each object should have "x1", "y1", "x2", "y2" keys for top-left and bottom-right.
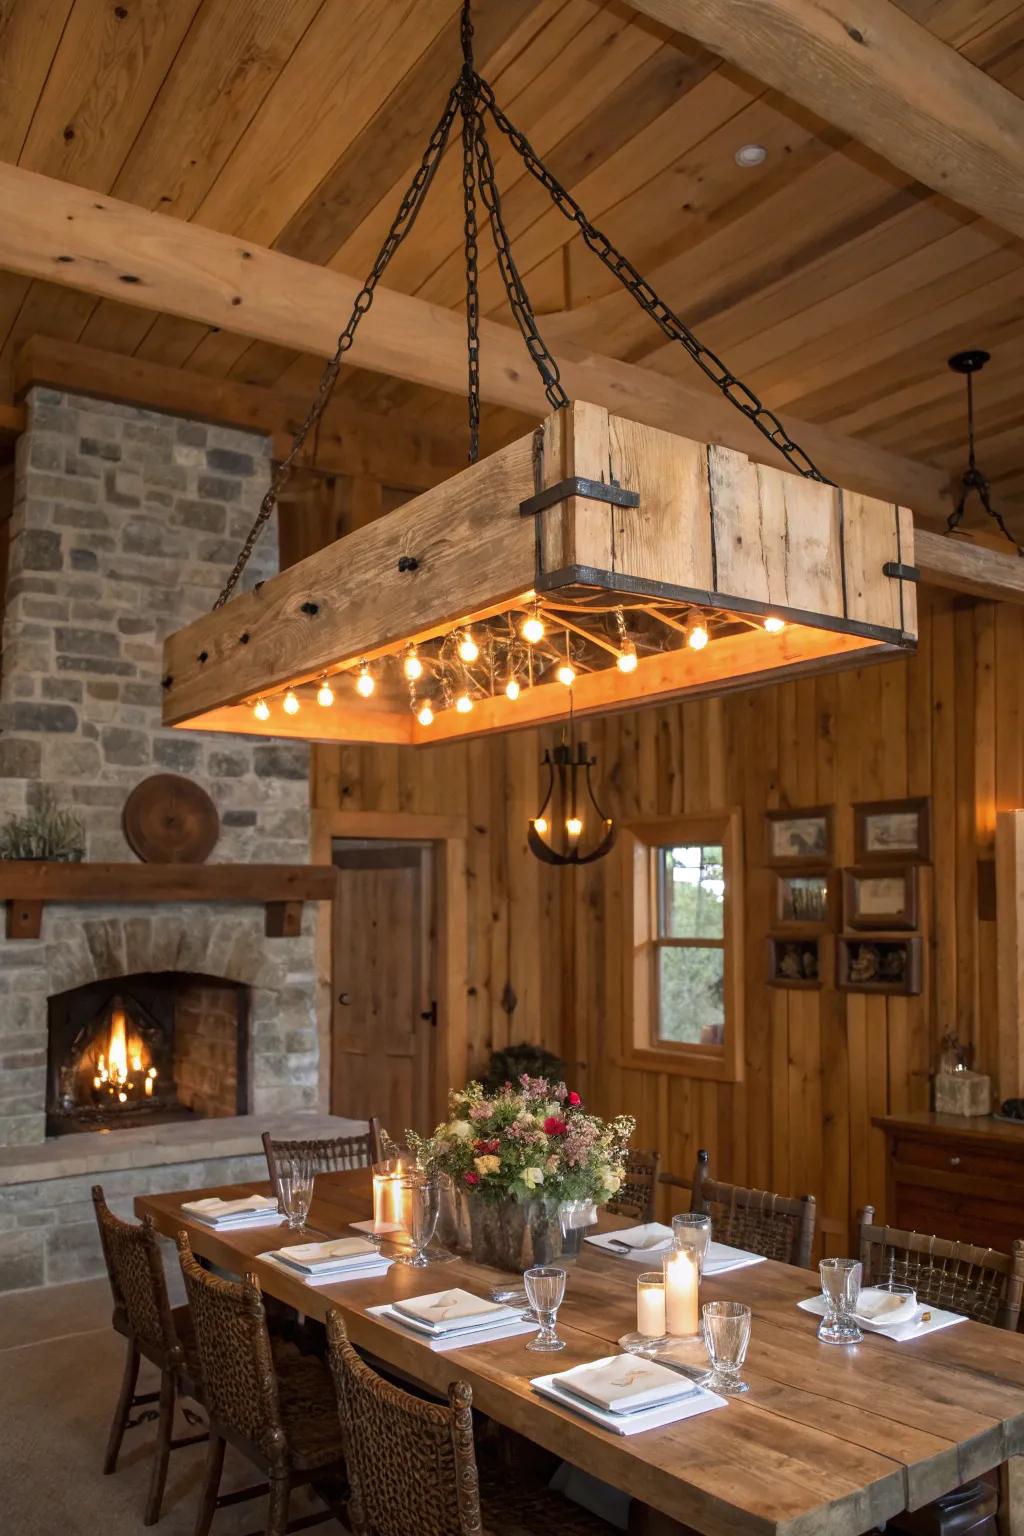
[{"x1": 873, "y1": 1112, "x2": 1024, "y2": 1252}]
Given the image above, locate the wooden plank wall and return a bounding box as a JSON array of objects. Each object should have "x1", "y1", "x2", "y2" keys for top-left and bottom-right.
[{"x1": 310, "y1": 582, "x2": 1020, "y2": 1256}]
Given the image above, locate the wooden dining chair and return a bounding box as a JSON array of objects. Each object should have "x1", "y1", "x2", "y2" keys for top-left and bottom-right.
[
  {"x1": 858, "y1": 1208, "x2": 1024, "y2": 1330},
  {"x1": 686, "y1": 1149, "x2": 817, "y2": 1268},
  {"x1": 177, "y1": 1233, "x2": 348, "y2": 1536},
  {"x1": 606, "y1": 1148, "x2": 662, "y2": 1223},
  {"x1": 325, "y1": 1309, "x2": 616, "y2": 1535},
  {"x1": 262, "y1": 1117, "x2": 384, "y2": 1195},
  {"x1": 92, "y1": 1185, "x2": 206, "y2": 1525}
]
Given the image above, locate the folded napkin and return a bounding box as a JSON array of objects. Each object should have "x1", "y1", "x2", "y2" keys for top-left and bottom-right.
[
  {"x1": 585, "y1": 1224, "x2": 673, "y2": 1260},
  {"x1": 273, "y1": 1237, "x2": 378, "y2": 1275},
  {"x1": 183, "y1": 1195, "x2": 279, "y2": 1218},
  {"x1": 854, "y1": 1287, "x2": 918, "y2": 1327},
  {"x1": 532, "y1": 1372, "x2": 726, "y2": 1436},
  {"x1": 798, "y1": 1294, "x2": 967, "y2": 1342},
  {"x1": 368, "y1": 1303, "x2": 536, "y2": 1351},
  {"x1": 260, "y1": 1251, "x2": 392, "y2": 1287},
  {"x1": 704, "y1": 1241, "x2": 767, "y2": 1276},
  {"x1": 554, "y1": 1356, "x2": 697, "y2": 1414},
  {"x1": 391, "y1": 1288, "x2": 514, "y2": 1334}
]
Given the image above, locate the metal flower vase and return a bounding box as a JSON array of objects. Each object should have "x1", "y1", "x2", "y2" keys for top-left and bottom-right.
[{"x1": 436, "y1": 1181, "x2": 597, "y2": 1273}]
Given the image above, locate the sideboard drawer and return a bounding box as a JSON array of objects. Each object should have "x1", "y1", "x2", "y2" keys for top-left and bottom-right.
[{"x1": 890, "y1": 1134, "x2": 1024, "y2": 1189}]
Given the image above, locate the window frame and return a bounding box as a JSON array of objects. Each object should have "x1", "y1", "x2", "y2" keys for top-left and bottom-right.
[{"x1": 621, "y1": 811, "x2": 744, "y2": 1082}]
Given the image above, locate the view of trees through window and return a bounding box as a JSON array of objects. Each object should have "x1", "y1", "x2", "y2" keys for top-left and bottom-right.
[{"x1": 656, "y1": 844, "x2": 726, "y2": 1046}]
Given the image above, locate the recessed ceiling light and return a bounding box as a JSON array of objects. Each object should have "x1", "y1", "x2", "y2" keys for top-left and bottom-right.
[{"x1": 735, "y1": 143, "x2": 767, "y2": 167}]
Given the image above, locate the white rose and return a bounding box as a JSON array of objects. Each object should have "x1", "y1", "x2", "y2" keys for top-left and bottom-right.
[
  {"x1": 449, "y1": 1120, "x2": 473, "y2": 1141},
  {"x1": 523, "y1": 1166, "x2": 545, "y2": 1190}
]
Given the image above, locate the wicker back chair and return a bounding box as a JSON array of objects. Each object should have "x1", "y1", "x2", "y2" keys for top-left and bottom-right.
[
  {"x1": 177, "y1": 1233, "x2": 347, "y2": 1536},
  {"x1": 858, "y1": 1208, "x2": 1024, "y2": 1330},
  {"x1": 689, "y1": 1150, "x2": 816, "y2": 1269},
  {"x1": 326, "y1": 1311, "x2": 615, "y2": 1535},
  {"x1": 262, "y1": 1116, "x2": 384, "y2": 1196},
  {"x1": 606, "y1": 1148, "x2": 662, "y2": 1224},
  {"x1": 92, "y1": 1185, "x2": 204, "y2": 1525}
]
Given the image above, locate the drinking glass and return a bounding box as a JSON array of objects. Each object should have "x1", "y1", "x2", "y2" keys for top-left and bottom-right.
[
  {"x1": 277, "y1": 1154, "x2": 315, "y2": 1232},
  {"x1": 524, "y1": 1265, "x2": 567, "y2": 1353},
  {"x1": 395, "y1": 1175, "x2": 440, "y2": 1268},
  {"x1": 818, "y1": 1257, "x2": 863, "y2": 1344},
  {"x1": 701, "y1": 1300, "x2": 751, "y2": 1395},
  {"x1": 671, "y1": 1212, "x2": 712, "y2": 1278}
]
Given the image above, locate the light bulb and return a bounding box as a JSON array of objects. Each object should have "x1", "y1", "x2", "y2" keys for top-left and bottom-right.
[
  {"x1": 282, "y1": 689, "x2": 300, "y2": 715},
  {"x1": 521, "y1": 614, "x2": 544, "y2": 644},
  {"x1": 455, "y1": 692, "x2": 473, "y2": 714},
  {"x1": 686, "y1": 620, "x2": 709, "y2": 651},
  {"x1": 533, "y1": 817, "x2": 548, "y2": 836},
  {"x1": 316, "y1": 678, "x2": 335, "y2": 707},
  {"x1": 417, "y1": 703, "x2": 434, "y2": 727},
  {"x1": 566, "y1": 816, "x2": 583, "y2": 837},
  {"x1": 505, "y1": 677, "x2": 521, "y2": 701},
  {"x1": 764, "y1": 615, "x2": 786, "y2": 634},
  {"x1": 356, "y1": 665, "x2": 375, "y2": 698},
  {"x1": 458, "y1": 630, "x2": 479, "y2": 663},
  {"x1": 253, "y1": 697, "x2": 270, "y2": 721},
  {"x1": 557, "y1": 662, "x2": 576, "y2": 687},
  {"x1": 617, "y1": 646, "x2": 638, "y2": 673},
  {"x1": 403, "y1": 647, "x2": 423, "y2": 681}
]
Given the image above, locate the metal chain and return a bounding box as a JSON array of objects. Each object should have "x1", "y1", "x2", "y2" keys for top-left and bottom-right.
[
  {"x1": 212, "y1": 84, "x2": 460, "y2": 608},
  {"x1": 473, "y1": 73, "x2": 830, "y2": 483},
  {"x1": 945, "y1": 368, "x2": 1023, "y2": 554},
  {"x1": 460, "y1": 76, "x2": 482, "y2": 463},
  {"x1": 472, "y1": 109, "x2": 568, "y2": 412}
]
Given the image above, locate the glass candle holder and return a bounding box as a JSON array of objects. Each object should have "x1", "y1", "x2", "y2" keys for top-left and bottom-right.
[
  {"x1": 371, "y1": 1157, "x2": 411, "y2": 1234},
  {"x1": 662, "y1": 1245, "x2": 701, "y2": 1338},
  {"x1": 618, "y1": 1272, "x2": 669, "y2": 1355},
  {"x1": 671, "y1": 1212, "x2": 712, "y2": 1278}
]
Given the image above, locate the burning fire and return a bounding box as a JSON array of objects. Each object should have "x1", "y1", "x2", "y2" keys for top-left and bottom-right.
[{"x1": 91, "y1": 999, "x2": 158, "y2": 1103}]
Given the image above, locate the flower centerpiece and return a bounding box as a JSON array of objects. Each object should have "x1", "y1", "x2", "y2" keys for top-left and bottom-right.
[{"x1": 406, "y1": 1076, "x2": 634, "y2": 1272}]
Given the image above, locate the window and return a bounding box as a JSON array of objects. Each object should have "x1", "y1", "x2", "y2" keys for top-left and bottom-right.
[{"x1": 623, "y1": 812, "x2": 743, "y2": 1081}]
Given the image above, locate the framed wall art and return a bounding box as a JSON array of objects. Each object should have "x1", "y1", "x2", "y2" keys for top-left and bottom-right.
[
  {"x1": 773, "y1": 869, "x2": 832, "y2": 930},
  {"x1": 767, "y1": 936, "x2": 822, "y2": 989},
  {"x1": 836, "y1": 935, "x2": 923, "y2": 995},
  {"x1": 853, "y1": 797, "x2": 931, "y2": 864},
  {"x1": 765, "y1": 807, "x2": 832, "y2": 868},
  {"x1": 842, "y1": 866, "x2": 918, "y2": 931}
]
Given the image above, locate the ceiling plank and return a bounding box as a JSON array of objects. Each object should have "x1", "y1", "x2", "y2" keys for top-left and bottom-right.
[
  {"x1": 0, "y1": 158, "x2": 951, "y2": 517},
  {"x1": 625, "y1": 0, "x2": 1024, "y2": 238}
]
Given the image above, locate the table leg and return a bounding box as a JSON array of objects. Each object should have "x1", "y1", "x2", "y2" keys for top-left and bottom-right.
[{"x1": 999, "y1": 1456, "x2": 1024, "y2": 1535}]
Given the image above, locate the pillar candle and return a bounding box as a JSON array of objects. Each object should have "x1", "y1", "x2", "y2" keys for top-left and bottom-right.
[
  {"x1": 663, "y1": 1247, "x2": 699, "y2": 1336},
  {"x1": 372, "y1": 1162, "x2": 408, "y2": 1231},
  {"x1": 636, "y1": 1277, "x2": 666, "y2": 1338}
]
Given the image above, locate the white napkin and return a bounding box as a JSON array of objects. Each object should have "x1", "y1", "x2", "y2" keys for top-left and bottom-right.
[
  {"x1": 853, "y1": 1287, "x2": 918, "y2": 1327},
  {"x1": 183, "y1": 1194, "x2": 278, "y2": 1218},
  {"x1": 367, "y1": 1303, "x2": 536, "y2": 1350},
  {"x1": 392, "y1": 1288, "x2": 514, "y2": 1334},
  {"x1": 798, "y1": 1294, "x2": 967, "y2": 1342},
  {"x1": 585, "y1": 1224, "x2": 673, "y2": 1260},
  {"x1": 555, "y1": 1355, "x2": 697, "y2": 1414},
  {"x1": 532, "y1": 1373, "x2": 726, "y2": 1435},
  {"x1": 272, "y1": 1237, "x2": 379, "y2": 1274},
  {"x1": 704, "y1": 1242, "x2": 767, "y2": 1276},
  {"x1": 260, "y1": 1252, "x2": 393, "y2": 1287}
]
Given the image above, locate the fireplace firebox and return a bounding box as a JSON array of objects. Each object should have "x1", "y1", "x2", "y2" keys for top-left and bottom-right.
[{"x1": 46, "y1": 971, "x2": 249, "y2": 1136}]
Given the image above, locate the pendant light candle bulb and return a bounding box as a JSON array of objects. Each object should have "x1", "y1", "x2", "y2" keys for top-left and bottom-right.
[
  {"x1": 282, "y1": 689, "x2": 300, "y2": 715},
  {"x1": 403, "y1": 647, "x2": 423, "y2": 681},
  {"x1": 763, "y1": 615, "x2": 786, "y2": 634},
  {"x1": 566, "y1": 816, "x2": 583, "y2": 838},
  {"x1": 455, "y1": 692, "x2": 473, "y2": 714},
  {"x1": 505, "y1": 677, "x2": 521, "y2": 701},
  {"x1": 458, "y1": 630, "x2": 479, "y2": 663},
  {"x1": 533, "y1": 817, "x2": 548, "y2": 836},
  {"x1": 253, "y1": 697, "x2": 270, "y2": 722},
  {"x1": 617, "y1": 645, "x2": 638, "y2": 673},
  {"x1": 521, "y1": 614, "x2": 544, "y2": 644},
  {"x1": 557, "y1": 662, "x2": 576, "y2": 688},
  {"x1": 686, "y1": 620, "x2": 709, "y2": 651},
  {"x1": 355, "y1": 664, "x2": 375, "y2": 698},
  {"x1": 316, "y1": 677, "x2": 335, "y2": 707},
  {"x1": 416, "y1": 703, "x2": 434, "y2": 727}
]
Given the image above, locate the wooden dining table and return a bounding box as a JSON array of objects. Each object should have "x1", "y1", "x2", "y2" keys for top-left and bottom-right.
[{"x1": 137, "y1": 1172, "x2": 1024, "y2": 1536}]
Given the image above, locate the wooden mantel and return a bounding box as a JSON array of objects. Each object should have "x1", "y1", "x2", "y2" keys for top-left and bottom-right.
[{"x1": 0, "y1": 862, "x2": 338, "y2": 941}]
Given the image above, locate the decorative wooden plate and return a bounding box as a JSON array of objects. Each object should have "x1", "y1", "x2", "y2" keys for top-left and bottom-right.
[{"x1": 122, "y1": 774, "x2": 220, "y2": 864}]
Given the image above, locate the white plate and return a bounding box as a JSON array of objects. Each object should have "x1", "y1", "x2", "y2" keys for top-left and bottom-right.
[
  {"x1": 853, "y1": 1287, "x2": 918, "y2": 1327},
  {"x1": 797, "y1": 1294, "x2": 967, "y2": 1342},
  {"x1": 532, "y1": 1372, "x2": 726, "y2": 1435},
  {"x1": 366, "y1": 1303, "x2": 536, "y2": 1351},
  {"x1": 259, "y1": 1252, "x2": 393, "y2": 1287},
  {"x1": 585, "y1": 1227, "x2": 765, "y2": 1275}
]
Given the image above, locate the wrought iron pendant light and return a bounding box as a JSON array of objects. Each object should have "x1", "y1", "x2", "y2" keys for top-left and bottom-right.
[
  {"x1": 528, "y1": 704, "x2": 616, "y2": 867},
  {"x1": 946, "y1": 349, "x2": 1021, "y2": 556}
]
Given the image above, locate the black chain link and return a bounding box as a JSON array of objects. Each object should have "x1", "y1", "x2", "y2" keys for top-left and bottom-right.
[
  {"x1": 945, "y1": 367, "x2": 1022, "y2": 554},
  {"x1": 473, "y1": 73, "x2": 830, "y2": 484},
  {"x1": 460, "y1": 77, "x2": 482, "y2": 463},
  {"x1": 213, "y1": 84, "x2": 460, "y2": 608}
]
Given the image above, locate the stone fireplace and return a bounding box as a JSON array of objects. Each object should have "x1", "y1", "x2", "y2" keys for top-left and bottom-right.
[{"x1": 0, "y1": 387, "x2": 357, "y2": 1290}]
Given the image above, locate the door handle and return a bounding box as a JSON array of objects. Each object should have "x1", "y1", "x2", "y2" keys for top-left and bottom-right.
[
  {"x1": 337, "y1": 991, "x2": 351, "y2": 1006},
  {"x1": 419, "y1": 1000, "x2": 438, "y2": 1028}
]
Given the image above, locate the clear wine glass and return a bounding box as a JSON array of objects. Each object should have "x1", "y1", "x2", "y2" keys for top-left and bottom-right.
[
  {"x1": 396, "y1": 1176, "x2": 440, "y2": 1268},
  {"x1": 276, "y1": 1153, "x2": 315, "y2": 1233},
  {"x1": 524, "y1": 1266, "x2": 567, "y2": 1353},
  {"x1": 701, "y1": 1300, "x2": 751, "y2": 1394},
  {"x1": 818, "y1": 1258, "x2": 863, "y2": 1344},
  {"x1": 671, "y1": 1212, "x2": 712, "y2": 1278}
]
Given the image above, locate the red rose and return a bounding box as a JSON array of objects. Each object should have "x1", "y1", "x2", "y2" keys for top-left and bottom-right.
[
  {"x1": 463, "y1": 1171, "x2": 480, "y2": 1187},
  {"x1": 473, "y1": 1137, "x2": 500, "y2": 1155},
  {"x1": 567, "y1": 1091, "x2": 582, "y2": 1107},
  {"x1": 544, "y1": 1116, "x2": 568, "y2": 1136}
]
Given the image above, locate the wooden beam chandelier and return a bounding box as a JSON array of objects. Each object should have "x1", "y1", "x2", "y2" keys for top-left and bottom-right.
[{"x1": 161, "y1": 2, "x2": 918, "y2": 753}]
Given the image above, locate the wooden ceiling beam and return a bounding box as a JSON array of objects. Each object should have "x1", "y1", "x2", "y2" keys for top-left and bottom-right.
[
  {"x1": 914, "y1": 529, "x2": 1024, "y2": 606},
  {"x1": 626, "y1": 0, "x2": 1024, "y2": 240},
  {"x1": 0, "y1": 159, "x2": 951, "y2": 517}
]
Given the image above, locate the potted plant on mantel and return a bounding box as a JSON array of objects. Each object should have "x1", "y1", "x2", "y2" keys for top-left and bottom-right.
[
  {"x1": 0, "y1": 793, "x2": 85, "y2": 862},
  {"x1": 406, "y1": 1076, "x2": 635, "y2": 1273}
]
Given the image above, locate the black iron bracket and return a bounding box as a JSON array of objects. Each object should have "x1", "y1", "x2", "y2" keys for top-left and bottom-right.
[
  {"x1": 519, "y1": 476, "x2": 640, "y2": 518},
  {"x1": 882, "y1": 561, "x2": 919, "y2": 583}
]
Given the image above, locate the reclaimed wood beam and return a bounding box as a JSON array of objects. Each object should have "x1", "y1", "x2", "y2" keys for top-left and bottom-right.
[
  {"x1": 626, "y1": 0, "x2": 1024, "y2": 239},
  {"x1": 0, "y1": 159, "x2": 950, "y2": 517},
  {"x1": 914, "y1": 529, "x2": 1024, "y2": 605}
]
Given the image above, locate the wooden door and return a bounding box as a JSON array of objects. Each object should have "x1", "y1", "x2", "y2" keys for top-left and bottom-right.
[{"x1": 330, "y1": 841, "x2": 437, "y2": 1139}]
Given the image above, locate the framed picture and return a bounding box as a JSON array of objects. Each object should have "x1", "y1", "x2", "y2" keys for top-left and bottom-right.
[
  {"x1": 842, "y1": 866, "x2": 917, "y2": 930},
  {"x1": 854, "y1": 797, "x2": 931, "y2": 864},
  {"x1": 765, "y1": 807, "x2": 832, "y2": 868},
  {"x1": 767, "y1": 936, "x2": 822, "y2": 989},
  {"x1": 836, "y1": 935, "x2": 922, "y2": 995},
  {"x1": 774, "y1": 869, "x2": 832, "y2": 929}
]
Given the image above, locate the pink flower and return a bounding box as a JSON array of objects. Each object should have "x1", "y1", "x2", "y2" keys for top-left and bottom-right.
[
  {"x1": 567, "y1": 1091, "x2": 582, "y2": 1107},
  {"x1": 463, "y1": 1171, "x2": 480, "y2": 1187},
  {"x1": 544, "y1": 1116, "x2": 568, "y2": 1137}
]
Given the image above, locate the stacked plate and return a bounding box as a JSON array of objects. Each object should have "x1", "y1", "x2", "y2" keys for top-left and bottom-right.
[
  {"x1": 586, "y1": 1224, "x2": 766, "y2": 1274},
  {"x1": 532, "y1": 1355, "x2": 726, "y2": 1435},
  {"x1": 265, "y1": 1236, "x2": 392, "y2": 1285},
  {"x1": 367, "y1": 1287, "x2": 538, "y2": 1350},
  {"x1": 182, "y1": 1194, "x2": 282, "y2": 1230}
]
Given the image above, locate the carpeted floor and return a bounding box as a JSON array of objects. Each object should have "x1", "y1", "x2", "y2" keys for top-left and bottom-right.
[{"x1": 0, "y1": 1274, "x2": 348, "y2": 1535}]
